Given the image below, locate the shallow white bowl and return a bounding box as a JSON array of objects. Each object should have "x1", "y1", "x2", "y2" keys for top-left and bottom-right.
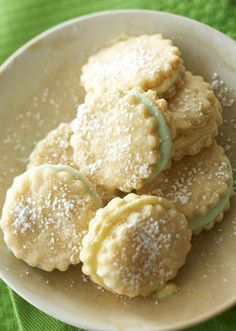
[{"x1": 0, "y1": 9, "x2": 236, "y2": 331}]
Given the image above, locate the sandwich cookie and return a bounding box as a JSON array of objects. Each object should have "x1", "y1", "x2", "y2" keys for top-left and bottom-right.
[
  {"x1": 80, "y1": 194, "x2": 191, "y2": 297},
  {"x1": 138, "y1": 142, "x2": 233, "y2": 234},
  {"x1": 28, "y1": 123, "x2": 116, "y2": 205},
  {"x1": 71, "y1": 88, "x2": 174, "y2": 193},
  {"x1": 169, "y1": 72, "x2": 222, "y2": 160},
  {"x1": 1, "y1": 165, "x2": 102, "y2": 271},
  {"x1": 81, "y1": 34, "x2": 185, "y2": 98},
  {"x1": 28, "y1": 123, "x2": 75, "y2": 168}
]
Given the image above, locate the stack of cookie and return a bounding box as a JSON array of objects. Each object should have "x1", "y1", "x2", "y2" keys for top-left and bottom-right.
[{"x1": 1, "y1": 35, "x2": 232, "y2": 298}]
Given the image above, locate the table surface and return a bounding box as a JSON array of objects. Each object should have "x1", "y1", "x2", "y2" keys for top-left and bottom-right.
[{"x1": 0, "y1": 0, "x2": 236, "y2": 330}]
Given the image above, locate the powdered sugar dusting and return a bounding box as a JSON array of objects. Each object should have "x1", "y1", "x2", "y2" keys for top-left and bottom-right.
[
  {"x1": 141, "y1": 144, "x2": 231, "y2": 219},
  {"x1": 7, "y1": 169, "x2": 96, "y2": 269},
  {"x1": 71, "y1": 90, "x2": 159, "y2": 191},
  {"x1": 28, "y1": 123, "x2": 75, "y2": 168},
  {"x1": 96, "y1": 201, "x2": 191, "y2": 296},
  {"x1": 13, "y1": 204, "x2": 32, "y2": 233},
  {"x1": 211, "y1": 73, "x2": 234, "y2": 108},
  {"x1": 82, "y1": 34, "x2": 181, "y2": 93}
]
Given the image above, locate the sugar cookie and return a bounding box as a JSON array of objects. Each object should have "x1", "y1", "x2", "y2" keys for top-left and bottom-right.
[
  {"x1": 138, "y1": 142, "x2": 232, "y2": 233},
  {"x1": 28, "y1": 123, "x2": 75, "y2": 168},
  {"x1": 80, "y1": 194, "x2": 191, "y2": 297},
  {"x1": 28, "y1": 123, "x2": 116, "y2": 206},
  {"x1": 71, "y1": 88, "x2": 173, "y2": 192},
  {"x1": 1, "y1": 165, "x2": 102, "y2": 271},
  {"x1": 81, "y1": 34, "x2": 184, "y2": 97},
  {"x1": 169, "y1": 72, "x2": 222, "y2": 160}
]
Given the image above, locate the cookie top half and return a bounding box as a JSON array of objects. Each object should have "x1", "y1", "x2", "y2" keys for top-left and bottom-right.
[{"x1": 81, "y1": 34, "x2": 184, "y2": 97}]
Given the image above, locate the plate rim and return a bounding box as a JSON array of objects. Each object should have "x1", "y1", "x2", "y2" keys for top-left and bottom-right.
[{"x1": 0, "y1": 9, "x2": 236, "y2": 331}]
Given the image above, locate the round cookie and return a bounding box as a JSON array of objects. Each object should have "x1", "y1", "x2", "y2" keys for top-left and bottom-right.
[
  {"x1": 28, "y1": 123, "x2": 116, "y2": 206},
  {"x1": 71, "y1": 88, "x2": 173, "y2": 193},
  {"x1": 28, "y1": 123, "x2": 75, "y2": 168},
  {"x1": 1, "y1": 165, "x2": 102, "y2": 271},
  {"x1": 81, "y1": 34, "x2": 184, "y2": 97},
  {"x1": 80, "y1": 194, "x2": 192, "y2": 297},
  {"x1": 169, "y1": 72, "x2": 222, "y2": 160},
  {"x1": 138, "y1": 142, "x2": 233, "y2": 234}
]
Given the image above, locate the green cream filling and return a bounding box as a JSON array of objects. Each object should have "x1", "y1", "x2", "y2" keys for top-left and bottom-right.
[
  {"x1": 134, "y1": 93, "x2": 172, "y2": 181},
  {"x1": 30, "y1": 164, "x2": 102, "y2": 209},
  {"x1": 188, "y1": 158, "x2": 233, "y2": 231}
]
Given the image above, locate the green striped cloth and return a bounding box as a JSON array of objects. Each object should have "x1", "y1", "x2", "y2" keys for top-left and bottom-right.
[{"x1": 0, "y1": 0, "x2": 236, "y2": 330}]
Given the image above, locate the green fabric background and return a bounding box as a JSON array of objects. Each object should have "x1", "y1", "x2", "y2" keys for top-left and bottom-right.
[{"x1": 0, "y1": 0, "x2": 236, "y2": 330}]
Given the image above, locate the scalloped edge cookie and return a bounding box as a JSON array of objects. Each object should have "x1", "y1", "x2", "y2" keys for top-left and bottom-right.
[
  {"x1": 138, "y1": 142, "x2": 233, "y2": 234},
  {"x1": 169, "y1": 72, "x2": 223, "y2": 160},
  {"x1": 28, "y1": 123, "x2": 116, "y2": 206},
  {"x1": 71, "y1": 88, "x2": 173, "y2": 192},
  {"x1": 1, "y1": 165, "x2": 102, "y2": 271},
  {"x1": 80, "y1": 194, "x2": 191, "y2": 297},
  {"x1": 81, "y1": 34, "x2": 184, "y2": 97}
]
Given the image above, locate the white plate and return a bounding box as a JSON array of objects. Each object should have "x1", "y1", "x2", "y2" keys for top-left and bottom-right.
[{"x1": 0, "y1": 9, "x2": 236, "y2": 331}]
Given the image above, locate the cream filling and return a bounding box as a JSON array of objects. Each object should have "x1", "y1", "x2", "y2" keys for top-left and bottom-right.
[
  {"x1": 155, "y1": 70, "x2": 180, "y2": 95},
  {"x1": 188, "y1": 159, "x2": 233, "y2": 231},
  {"x1": 28, "y1": 164, "x2": 103, "y2": 209},
  {"x1": 134, "y1": 93, "x2": 172, "y2": 181}
]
